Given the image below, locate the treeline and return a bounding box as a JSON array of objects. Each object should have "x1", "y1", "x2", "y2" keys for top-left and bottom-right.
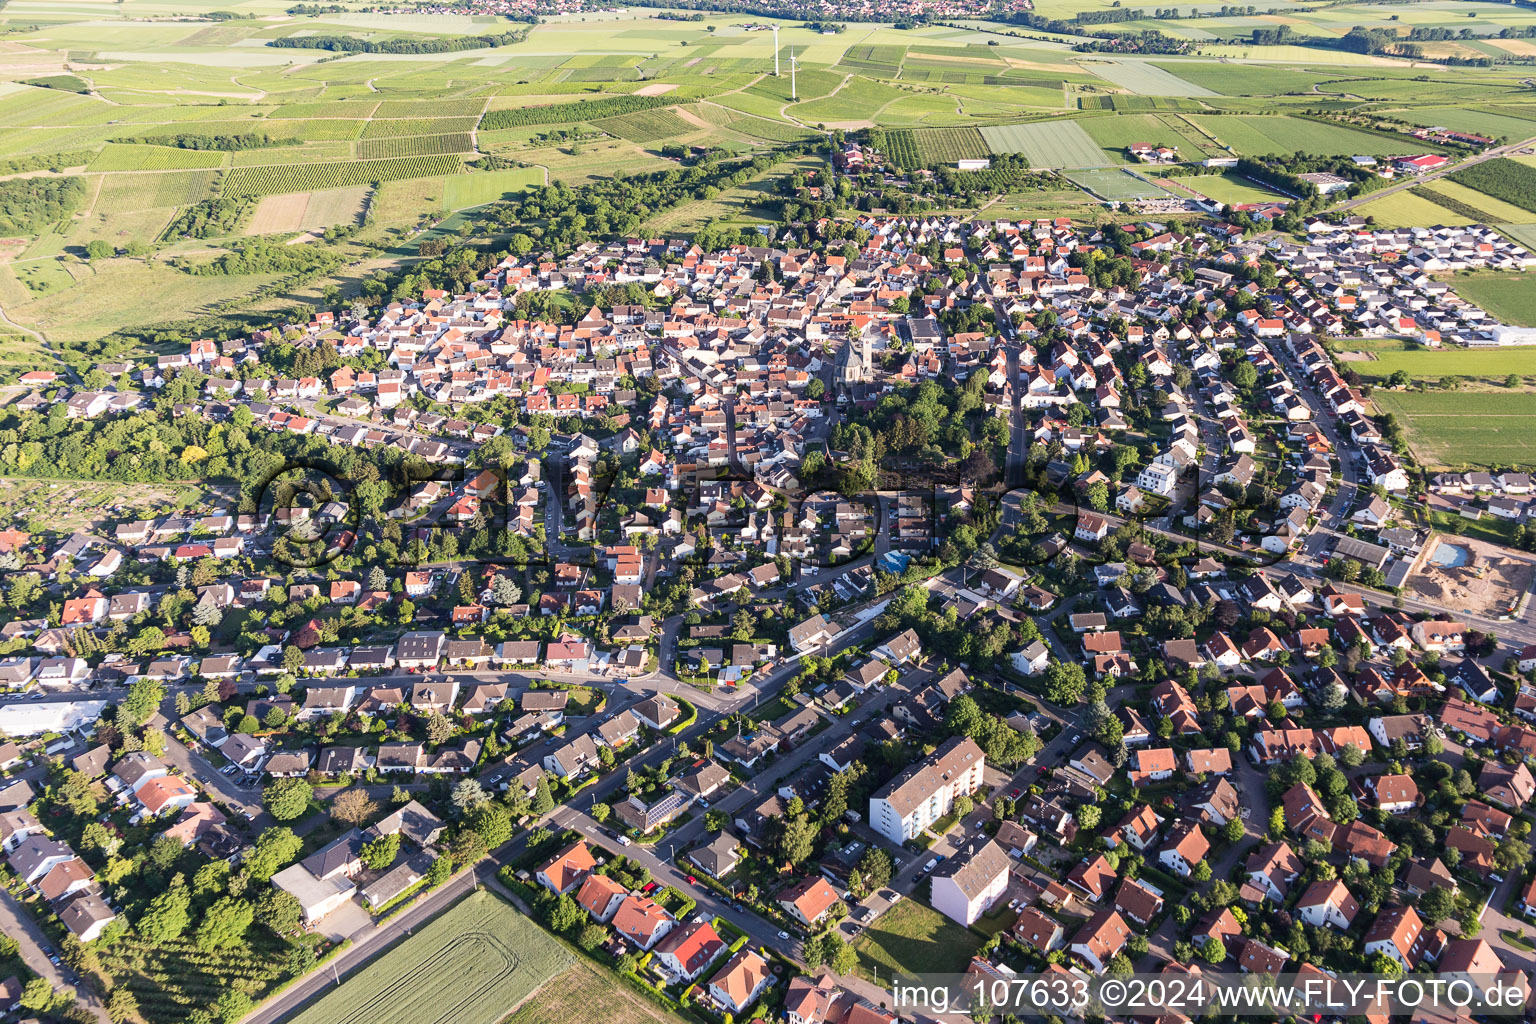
[
  {"x1": 267, "y1": 25, "x2": 529, "y2": 53},
  {"x1": 1453, "y1": 158, "x2": 1536, "y2": 215},
  {"x1": 1072, "y1": 4, "x2": 1269, "y2": 24},
  {"x1": 626, "y1": 0, "x2": 885, "y2": 23},
  {"x1": 162, "y1": 196, "x2": 255, "y2": 240},
  {"x1": 478, "y1": 94, "x2": 684, "y2": 131},
  {"x1": 656, "y1": 11, "x2": 704, "y2": 19},
  {"x1": 175, "y1": 238, "x2": 345, "y2": 277},
  {"x1": 118, "y1": 131, "x2": 298, "y2": 151},
  {"x1": 0, "y1": 177, "x2": 86, "y2": 235},
  {"x1": 0, "y1": 150, "x2": 92, "y2": 175},
  {"x1": 23, "y1": 75, "x2": 89, "y2": 93}
]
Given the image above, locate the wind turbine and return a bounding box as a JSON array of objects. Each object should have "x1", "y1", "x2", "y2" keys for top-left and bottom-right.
[
  {"x1": 772, "y1": 24, "x2": 780, "y2": 77},
  {"x1": 790, "y1": 48, "x2": 798, "y2": 101}
]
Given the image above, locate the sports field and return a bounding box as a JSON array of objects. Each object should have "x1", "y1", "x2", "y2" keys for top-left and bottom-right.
[
  {"x1": 1374, "y1": 390, "x2": 1536, "y2": 467},
  {"x1": 1066, "y1": 168, "x2": 1167, "y2": 200},
  {"x1": 1183, "y1": 172, "x2": 1287, "y2": 205},
  {"x1": 287, "y1": 892, "x2": 571, "y2": 1024},
  {"x1": 980, "y1": 120, "x2": 1109, "y2": 168}
]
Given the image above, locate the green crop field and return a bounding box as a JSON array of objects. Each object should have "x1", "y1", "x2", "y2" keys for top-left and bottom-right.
[
  {"x1": 981, "y1": 120, "x2": 1109, "y2": 168},
  {"x1": 1150, "y1": 62, "x2": 1336, "y2": 96},
  {"x1": 223, "y1": 155, "x2": 464, "y2": 197},
  {"x1": 1357, "y1": 188, "x2": 1476, "y2": 228},
  {"x1": 591, "y1": 108, "x2": 695, "y2": 143},
  {"x1": 1189, "y1": 114, "x2": 1415, "y2": 156},
  {"x1": 1452, "y1": 158, "x2": 1536, "y2": 216},
  {"x1": 356, "y1": 133, "x2": 476, "y2": 160},
  {"x1": 1343, "y1": 343, "x2": 1536, "y2": 381},
  {"x1": 1449, "y1": 272, "x2": 1536, "y2": 328},
  {"x1": 0, "y1": 0, "x2": 1532, "y2": 362},
  {"x1": 87, "y1": 143, "x2": 225, "y2": 172},
  {"x1": 913, "y1": 126, "x2": 991, "y2": 164},
  {"x1": 1373, "y1": 390, "x2": 1536, "y2": 467},
  {"x1": 288, "y1": 892, "x2": 572, "y2": 1024},
  {"x1": 442, "y1": 168, "x2": 545, "y2": 209}
]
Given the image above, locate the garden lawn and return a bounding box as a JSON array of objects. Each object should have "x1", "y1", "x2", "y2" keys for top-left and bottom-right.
[
  {"x1": 287, "y1": 891, "x2": 572, "y2": 1024},
  {"x1": 852, "y1": 899, "x2": 985, "y2": 980}
]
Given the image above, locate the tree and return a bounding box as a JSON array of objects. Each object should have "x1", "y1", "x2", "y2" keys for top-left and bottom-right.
[
  {"x1": 802, "y1": 933, "x2": 825, "y2": 969},
  {"x1": 263, "y1": 777, "x2": 313, "y2": 821},
  {"x1": 107, "y1": 987, "x2": 140, "y2": 1024},
  {"x1": 1200, "y1": 936, "x2": 1226, "y2": 964},
  {"x1": 20, "y1": 978, "x2": 53, "y2": 1013},
  {"x1": 425, "y1": 712, "x2": 455, "y2": 745},
  {"x1": 1045, "y1": 662, "x2": 1086, "y2": 705},
  {"x1": 830, "y1": 936, "x2": 858, "y2": 975},
  {"x1": 1191, "y1": 861, "x2": 1212, "y2": 882},
  {"x1": 779, "y1": 815, "x2": 817, "y2": 866},
  {"x1": 85, "y1": 239, "x2": 113, "y2": 261},
  {"x1": 361, "y1": 833, "x2": 400, "y2": 870},
  {"x1": 491, "y1": 575, "x2": 522, "y2": 605},
  {"x1": 246, "y1": 826, "x2": 303, "y2": 881},
  {"x1": 1417, "y1": 885, "x2": 1455, "y2": 924},
  {"x1": 1076, "y1": 804, "x2": 1101, "y2": 829},
  {"x1": 591, "y1": 802, "x2": 611, "y2": 824},
  {"x1": 452, "y1": 777, "x2": 488, "y2": 814},
  {"x1": 120, "y1": 676, "x2": 166, "y2": 728},
  {"x1": 1232, "y1": 361, "x2": 1258, "y2": 391},
  {"x1": 532, "y1": 776, "x2": 555, "y2": 815},
  {"x1": 331, "y1": 787, "x2": 378, "y2": 826},
  {"x1": 547, "y1": 894, "x2": 583, "y2": 934},
  {"x1": 137, "y1": 879, "x2": 192, "y2": 942},
  {"x1": 196, "y1": 897, "x2": 254, "y2": 950},
  {"x1": 577, "y1": 923, "x2": 606, "y2": 951},
  {"x1": 469, "y1": 803, "x2": 512, "y2": 849},
  {"x1": 215, "y1": 989, "x2": 253, "y2": 1022},
  {"x1": 858, "y1": 847, "x2": 894, "y2": 892},
  {"x1": 945, "y1": 694, "x2": 982, "y2": 738},
  {"x1": 255, "y1": 888, "x2": 302, "y2": 936},
  {"x1": 1223, "y1": 817, "x2": 1245, "y2": 843}
]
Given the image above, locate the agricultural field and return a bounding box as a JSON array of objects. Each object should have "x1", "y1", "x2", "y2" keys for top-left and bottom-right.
[
  {"x1": 1356, "y1": 188, "x2": 1476, "y2": 229},
  {"x1": 0, "y1": 0, "x2": 1529, "y2": 361},
  {"x1": 1340, "y1": 341, "x2": 1536, "y2": 381},
  {"x1": 223, "y1": 156, "x2": 464, "y2": 198},
  {"x1": 1452, "y1": 158, "x2": 1536, "y2": 217},
  {"x1": 246, "y1": 185, "x2": 372, "y2": 237},
  {"x1": 355, "y1": 134, "x2": 476, "y2": 160},
  {"x1": 288, "y1": 892, "x2": 571, "y2": 1024},
  {"x1": 503, "y1": 960, "x2": 695, "y2": 1024},
  {"x1": 981, "y1": 120, "x2": 1109, "y2": 168},
  {"x1": 1188, "y1": 115, "x2": 1415, "y2": 157},
  {"x1": 87, "y1": 143, "x2": 225, "y2": 172},
  {"x1": 441, "y1": 168, "x2": 545, "y2": 210},
  {"x1": 591, "y1": 108, "x2": 695, "y2": 144},
  {"x1": 913, "y1": 127, "x2": 991, "y2": 164},
  {"x1": 1448, "y1": 272, "x2": 1536, "y2": 329},
  {"x1": 1373, "y1": 390, "x2": 1536, "y2": 468}
]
